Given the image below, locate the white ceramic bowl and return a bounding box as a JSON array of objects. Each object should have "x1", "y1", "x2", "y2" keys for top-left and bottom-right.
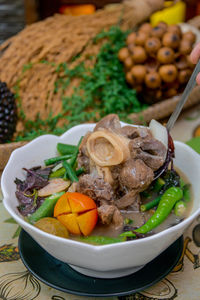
[{"x1": 2, "y1": 122, "x2": 200, "y2": 278}]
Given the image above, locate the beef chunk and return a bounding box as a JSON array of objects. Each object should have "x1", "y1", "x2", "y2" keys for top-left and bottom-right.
[
  {"x1": 129, "y1": 137, "x2": 166, "y2": 171},
  {"x1": 110, "y1": 164, "x2": 122, "y2": 183},
  {"x1": 115, "y1": 190, "x2": 138, "y2": 209},
  {"x1": 94, "y1": 114, "x2": 121, "y2": 132},
  {"x1": 77, "y1": 174, "x2": 115, "y2": 204},
  {"x1": 98, "y1": 204, "x2": 123, "y2": 228},
  {"x1": 77, "y1": 132, "x2": 91, "y2": 173},
  {"x1": 97, "y1": 205, "x2": 116, "y2": 225},
  {"x1": 128, "y1": 194, "x2": 141, "y2": 211},
  {"x1": 112, "y1": 208, "x2": 124, "y2": 228},
  {"x1": 119, "y1": 126, "x2": 152, "y2": 139},
  {"x1": 119, "y1": 159, "x2": 154, "y2": 191}
]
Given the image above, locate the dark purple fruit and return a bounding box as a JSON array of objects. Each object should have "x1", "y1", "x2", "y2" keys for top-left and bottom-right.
[{"x1": 0, "y1": 81, "x2": 17, "y2": 143}]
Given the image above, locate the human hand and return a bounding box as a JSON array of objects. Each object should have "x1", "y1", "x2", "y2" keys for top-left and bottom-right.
[{"x1": 190, "y1": 43, "x2": 200, "y2": 85}]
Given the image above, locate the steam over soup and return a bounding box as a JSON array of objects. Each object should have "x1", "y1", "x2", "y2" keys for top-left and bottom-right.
[{"x1": 15, "y1": 114, "x2": 192, "y2": 245}]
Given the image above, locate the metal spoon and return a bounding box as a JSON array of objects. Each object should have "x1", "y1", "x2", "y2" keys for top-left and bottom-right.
[{"x1": 166, "y1": 60, "x2": 200, "y2": 131}]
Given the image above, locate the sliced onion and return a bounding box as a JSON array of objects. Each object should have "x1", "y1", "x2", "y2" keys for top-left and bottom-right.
[
  {"x1": 149, "y1": 119, "x2": 168, "y2": 151},
  {"x1": 149, "y1": 119, "x2": 175, "y2": 179}
]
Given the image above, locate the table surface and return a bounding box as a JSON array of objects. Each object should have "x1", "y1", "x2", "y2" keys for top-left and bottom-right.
[{"x1": 1, "y1": 106, "x2": 200, "y2": 300}]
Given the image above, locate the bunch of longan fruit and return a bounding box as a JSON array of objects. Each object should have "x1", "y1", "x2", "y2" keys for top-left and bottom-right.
[{"x1": 118, "y1": 22, "x2": 196, "y2": 103}]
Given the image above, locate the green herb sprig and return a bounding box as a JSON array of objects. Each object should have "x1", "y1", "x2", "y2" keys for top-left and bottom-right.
[{"x1": 14, "y1": 26, "x2": 147, "y2": 142}]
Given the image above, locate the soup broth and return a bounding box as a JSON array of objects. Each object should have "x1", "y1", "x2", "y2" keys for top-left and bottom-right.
[{"x1": 73, "y1": 168, "x2": 193, "y2": 241}]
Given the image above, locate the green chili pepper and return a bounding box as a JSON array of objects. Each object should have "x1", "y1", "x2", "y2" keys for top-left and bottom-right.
[
  {"x1": 174, "y1": 200, "x2": 187, "y2": 217},
  {"x1": 28, "y1": 191, "x2": 65, "y2": 224},
  {"x1": 79, "y1": 235, "x2": 126, "y2": 245},
  {"x1": 57, "y1": 143, "x2": 77, "y2": 155},
  {"x1": 140, "y1": 195, "x2": 161, "y2": 212},
  {"x1": 120, "y1": 187, "x2": 183, "y2": 238},
  {"x1": 44, "y1": 154, "x2": 72, "y2": 166},
  {"x1": 63, "y1": 161, "x2": 79, "y2": 182}
]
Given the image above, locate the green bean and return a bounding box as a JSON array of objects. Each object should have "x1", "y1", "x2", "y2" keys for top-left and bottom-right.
[
  {"x1": 69, "y1": 136, "x2": 83, "y2": 167},
  {"x1": 79, "y1": 235, "x2": 126, "y2": 245},
  {"x1": 50, "y1": 167, "x2": 65, "y2": 178},
  {"x1": 63, "y1": 161, "x2": 78, "y2": 182},
  {"x1": 28, "y1": 191, "x2": 65, "y2": 224},
  {"x1": 75, "y1": 167, "x2": 85, "y2": 176},
  {"x1": 50, "y1": 136, "x2": 83, "y2": 177},
  {"x1": 120, "y1": 231, "x2": 136, "y2": 237},
  {"x1": 57, "y1": 143, "x2": 77, "y2": 155},
  {"x1": 44, "y1": 154, "x2": 72, "y2": 166},
  {"x1": 140, "y1": 195, "x2": 161, "y2": 212},
  {"x1": 174, "y1": 200, "x2": 187, "y2": 217},
  {"x1": 183, "y1": 184, "x2": 191, "y2": 202},
  {"x1": 50, "y1": 167, "x2": 85, "y2": 179},
  {"x1": 120, "y1": 187, "x2": 183, "y2": 238}
]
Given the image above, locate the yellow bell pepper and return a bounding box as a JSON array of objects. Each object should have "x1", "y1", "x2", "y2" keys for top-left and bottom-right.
[{"x1": 150, "y1": 1, "x2": 186, "y2": 26}]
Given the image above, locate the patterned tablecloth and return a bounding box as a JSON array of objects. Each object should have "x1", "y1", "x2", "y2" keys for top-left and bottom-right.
[{"x1": 1, "y1": 106, "x2": 200, "y2": 300}]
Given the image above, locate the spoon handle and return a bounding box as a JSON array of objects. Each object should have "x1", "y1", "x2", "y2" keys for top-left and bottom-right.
[{"x1": 166, "y1": 59, "x2": 200, "y2": 132}]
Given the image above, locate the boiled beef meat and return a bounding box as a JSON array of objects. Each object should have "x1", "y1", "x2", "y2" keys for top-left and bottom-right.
[
  {"x1": 119, "y1": 126, "x2": 152, "y2": 140},
  {"x1": 76, "y1": 174, "x2": 115, "y2": 204},
  {"x1": 77, "y1": 132, "x2": 91, "y2": 173},
  {"x1": 98, "y1": 204, "x2": 123, "y2": 228},
  {"x1": 94, "y1": 114, "x2": 121, "y2": 132},
  {"x1": 119, "y1": 159, "x2": 154, "y2": 190},
  {"x1": 129, "y1": 137, "x2": 166, "y2": 170},
  {"x1": 97, "y1": 204, "x2": 116, "y2": 225},
  {"x1": 112, "y1": 208, "x2": 124, "y2": 228},
  {"x1": 115, "y1": 191, "x2": 141, "y2": 210}
]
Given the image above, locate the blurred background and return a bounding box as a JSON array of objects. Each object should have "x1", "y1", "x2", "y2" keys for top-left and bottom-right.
[{"x1": 1, "y1": 0, "x2": 200, "y2": 44}]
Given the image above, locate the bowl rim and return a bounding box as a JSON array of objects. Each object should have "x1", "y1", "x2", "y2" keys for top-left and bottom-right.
[{"x1": 1, "y1": 123, "x2": 200, "y2": 251}]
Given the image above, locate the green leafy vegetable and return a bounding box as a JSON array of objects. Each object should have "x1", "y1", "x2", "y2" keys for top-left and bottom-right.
[{"x1": 14, "y1": 26, "x2": 146, "y2": 142}]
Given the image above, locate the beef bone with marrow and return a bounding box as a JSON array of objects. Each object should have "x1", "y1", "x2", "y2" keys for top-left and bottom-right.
[{"x1": 86, "y1": 129, "x2": 130, "y2": 167}]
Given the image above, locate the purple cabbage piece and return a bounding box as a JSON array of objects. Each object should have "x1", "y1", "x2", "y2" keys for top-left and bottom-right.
[
  {"x1": 15, "y1": 191, "x2": 33, "y2": 204},
  {"x1": 17, "y1": 198, "x2": 45, "y2": 216},
  {"x1": 30, "y1": 166, "x2": 52, "y2": 179},
  {"x1": 15, "y1": 166, "x2": 51, "y2": 216},
  {"x1": 22, "y1": 167, "x2": 50, "y2": 192}
]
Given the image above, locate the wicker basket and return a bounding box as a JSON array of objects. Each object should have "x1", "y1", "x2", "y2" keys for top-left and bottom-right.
[{"x1": 1, "y1": 13, "x2": 200, "y2": 171}]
